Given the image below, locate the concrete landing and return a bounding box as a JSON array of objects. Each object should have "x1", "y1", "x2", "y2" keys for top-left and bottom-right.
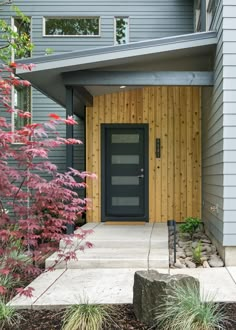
[
  {"x1": 46, "y1": 223, "x2": 169, "y2": 269},
  {"x1": 9, "y1": 267, "x2": 236, "y2": 309}
]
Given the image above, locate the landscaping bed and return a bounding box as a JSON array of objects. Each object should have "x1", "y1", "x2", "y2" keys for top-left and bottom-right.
[
  {"x1": 169, "y1": 219, "x2": 224, "y2": 269},
  {"x1": 7, "y1": 303, "x2": 236, "y2": 330}
]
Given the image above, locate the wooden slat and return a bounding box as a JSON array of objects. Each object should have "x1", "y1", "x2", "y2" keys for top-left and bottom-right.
[
  {"x1": 180, "y1": 87, "x2": 187, "y2": 221},
  {"x1": 161, "y1": 87, "x2": 168, "y2": 221},
  {"x1": 92, "y1": 96, "x2": 99, "y2": 221},
  {"x1": 86, "y1": 106, "x2": 94, "y2": 222},
  {"x1": 186, "y1": 87, "x2": 193, "y2": 217},
  {"x1": 167, "y1": 88, "x2": 174, "y2": 220},
  {"x1": 149, "y1": 87, "x2": 156, "y2": 222},
  {"x1": 174, "y1": 87, "x2": 181, "y2": 222}
]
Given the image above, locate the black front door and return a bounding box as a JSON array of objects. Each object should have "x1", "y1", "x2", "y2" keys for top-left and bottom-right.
[{"x1": 102, "y1": 124, "x2": 148, "y2": 221}]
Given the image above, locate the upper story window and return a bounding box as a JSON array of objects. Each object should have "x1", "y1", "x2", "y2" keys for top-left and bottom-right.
[
  {"x1": 13, "y1": 17, "x2": 31, "y2": 59},
  {"x1": 44, "y1": 17, "x2": 100, "y2": 36},
  {"x1": 115, "y1": 17, "x2": 129, "y2": 45},
  {"x1": 206, "y1": 0, "x2": 219, "y2": 30},
  {"x1": 12, "y1": 17, "x2": 32, "y2": 135}
]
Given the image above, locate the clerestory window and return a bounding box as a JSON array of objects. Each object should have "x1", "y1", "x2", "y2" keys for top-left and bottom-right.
[
  {"x1": 115, "y1": 17, "x2": 129, "y2": 45},
  {"x1": 43, "y1": 17, "x2": 100, "y2": 36}
]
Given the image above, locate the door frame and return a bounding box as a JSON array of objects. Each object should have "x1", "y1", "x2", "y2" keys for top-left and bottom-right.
[{"x1": 101, "y1": 124, "x2": 149, "y2": 222}]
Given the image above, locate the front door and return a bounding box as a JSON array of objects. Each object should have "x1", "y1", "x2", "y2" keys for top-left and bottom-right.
[{"x1": 102, "y1": 124, "x2": 148, "y2": 221}]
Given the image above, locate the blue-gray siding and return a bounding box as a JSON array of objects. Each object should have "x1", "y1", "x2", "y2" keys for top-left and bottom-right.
[
  {"x1": 222, "y1": 0, "x2": 236, "y2": 245},
  {"x1": 1, "y1": 0, "x2": 194, "y2": 175},
  {"x1": 202, "y1": 1, "x2": 224, "y2": 244}
]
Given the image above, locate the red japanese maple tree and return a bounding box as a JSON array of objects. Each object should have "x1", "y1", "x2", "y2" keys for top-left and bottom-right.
[{"x1": 0, "y1": 11, "x2": 94, "y2": 299}]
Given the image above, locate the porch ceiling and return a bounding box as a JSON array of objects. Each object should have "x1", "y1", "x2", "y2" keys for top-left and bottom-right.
[{"x1": 16, "y1": 31, "x2": 217, "y2": 117}]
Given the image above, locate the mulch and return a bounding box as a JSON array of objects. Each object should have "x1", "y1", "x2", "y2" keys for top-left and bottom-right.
[{"x1": 10, "y1": 303, "x2": 236, "y2": 329}]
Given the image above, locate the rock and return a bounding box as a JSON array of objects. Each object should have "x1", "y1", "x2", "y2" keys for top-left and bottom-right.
[
  {"x1": 176, "y1": 251, "x2": 186, "y2": 258},
  {"x1": 133, "y1": 270, "x2": 200, "y2": 326},
  {"x1": 202, "y1": 245, "x2": 212, "y2": 253},
  {"x1": 176, "y1": 247, "x2": 184, "y2": 252},
  {"x1": 185, "y1": 260, "x2": 197, "y2": 268},
  {"x1": 200, "y1": 256, "x2": 208, "y2": 262},
  {"x1": 211, "y1": 246, "x2": 217, "y2": 254},
  {"x1": 203, "y1": 260, "x2": 210, "y2": 268},
  {"x1": 178, "y1": 241, "x2": 185, "y2": 248},
  {"x1": 201, "y1": 239, "x2": 211, "y2": 244},
  {"x1": 208, "y1": 256, "x2": 224, "y2": 267},
  {"x1": 185, "y1": 250, "x2": 193, "y2": 257},
  {"x1": 179, "y1": 233, "x2": 192, "y2": 241},
  {"x1": 174, "y1": 260, "x2": 186, "y2": 268}
]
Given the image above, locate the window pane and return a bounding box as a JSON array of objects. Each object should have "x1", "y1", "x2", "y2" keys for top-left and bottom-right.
[
  {"x1": 112, "y1": 134, "x2": 139, "y2": 143},
  {"x1": 45, "y1": 18, "x2": 100, "y2": 36},
  {"x1": 112, "y1": 176, "x2": 139, "y2": 185},
  {"x1": 115, "y1": 17, "x2": 129, "y2": 44},
  {"x1": 112, "y1": 197, "x2": 139, "y2": 206},
  {"x1": 14, "y1": 86, "x2": 31, "y2": 130},
  {"x1": 112, "y1": 155, "x2": 139, "y2": 164},
  {"x1": 14, "y1": 18, "x2": 31, "y2": 59}
]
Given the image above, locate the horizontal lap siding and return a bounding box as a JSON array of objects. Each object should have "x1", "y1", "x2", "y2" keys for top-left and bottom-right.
[
  {"x1": 5, "y1": 1, "x2": 194, "y2": 54},
  {"x1": 222, "y1": 0, "x2": 236, "y2": 245},
  {"x1": 202, "y1": 2, "x2": 224, "y2": 244},
  {"x1": 1, "y1": 0, "x2": 193, "y2": 179},
  {"x1": 86, "y1": 87, "x2": 201, "y2": 223}
]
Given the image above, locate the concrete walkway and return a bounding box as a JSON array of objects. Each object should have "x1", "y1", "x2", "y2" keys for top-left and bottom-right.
[
  {"x1": 8, "y1": 223, "x2": 236, "y2": 309},
  {"x1": 9, "y1": 267, "x2": 236, "y2": 309}
]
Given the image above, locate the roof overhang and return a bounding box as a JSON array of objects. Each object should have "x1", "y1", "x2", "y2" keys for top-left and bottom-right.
[{"x1": 16, "y1": 31, "x2": 217, "y2": 117}]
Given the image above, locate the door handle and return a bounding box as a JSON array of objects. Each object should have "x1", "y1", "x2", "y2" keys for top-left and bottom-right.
[{"x1": 137, "y1": 174, "x2": 144, "y2": 178}]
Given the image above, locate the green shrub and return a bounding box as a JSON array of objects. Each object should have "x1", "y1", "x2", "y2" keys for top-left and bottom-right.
[
  {"x1": 179, "y1": 217, "x2": 202, "y2": 238},
  {"x1": 0, "y1": 300, "x2": 23, "y2": 330},
  {"x1": 62, "y1": 303, "x2": 116, "y2": 330},
  {"x1": 192, "y1": 241, "x2": 203, "y2": 265},
  {"x1": 154, "y1": 282, "x2": 230, "y2": 330}
]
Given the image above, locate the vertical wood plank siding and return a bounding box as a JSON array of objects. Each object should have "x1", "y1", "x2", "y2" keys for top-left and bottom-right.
[{"x1": 86, "y1": 87, "x2": 201, "y2": 223}]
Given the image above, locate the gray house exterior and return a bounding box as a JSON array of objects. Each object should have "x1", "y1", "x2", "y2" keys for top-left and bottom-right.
[{"x1": 2, "y1": 0, "x2": 236, "y2": 265}]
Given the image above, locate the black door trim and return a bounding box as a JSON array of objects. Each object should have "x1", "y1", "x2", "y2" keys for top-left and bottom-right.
[{"x1": 101, "y1": 124, "x2": 149, "y2": 222}]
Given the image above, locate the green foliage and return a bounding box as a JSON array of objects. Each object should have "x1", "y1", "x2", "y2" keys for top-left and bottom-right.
[
  {"x1": 154, "y1": 283, "x2": 230, "y2": 330},
  {"x1": 179, "y1": 217, "x2": 202, "y2": 237},
  {"x1": 192, "y1": 241, "x2": 203, "y2": 265},
  {"x1": 0, "y1": 6, "x2": 33, "y2": 62},
  {"x1": 62, "y1": 303, "x2": 116, "y2": 330},
  {"x1": 0, "y1": 299, "x2": 23, "y2": 330}
]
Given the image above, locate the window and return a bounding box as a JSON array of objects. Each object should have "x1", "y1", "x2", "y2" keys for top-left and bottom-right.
[
  {"x1": 13, "y1": 86, "x2": 31, "y2": 131},
  {"x1": 44, "y1": 17, "x2": 100, "y2": 36},
  {"x1": 13, "y1": 17, "x2": 31, "y2": 59},
  {"x1": 206, "y1": 0, "x2": 219, "y2": 30},
  {"x1": 12, "y1": 17, "x2": 32, "y2": 135},
  {"x1": 115, "y1": 17, "x2": 129, "y2": 45}
]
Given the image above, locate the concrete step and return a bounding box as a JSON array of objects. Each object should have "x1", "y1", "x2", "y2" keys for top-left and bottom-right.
[
  {"x1": 59, "y1": 238, "x2": 168, "y2": 249},
  {"x1": 45, "y1": 247, "x2": 169, "y2": 269}
]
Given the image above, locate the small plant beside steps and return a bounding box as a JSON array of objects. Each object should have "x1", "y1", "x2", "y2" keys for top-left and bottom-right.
[{"x1": 170, "y1": 217, "x2": 224, "y2": 269}]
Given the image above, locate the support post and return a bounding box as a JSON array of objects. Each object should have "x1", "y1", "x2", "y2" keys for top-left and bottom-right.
[
  {"x1": 66, "y1": 86, "x2": 74, "y2": 234},
  {"x1": 200, "y1": 0, "x2": 206, "y2": 32}
]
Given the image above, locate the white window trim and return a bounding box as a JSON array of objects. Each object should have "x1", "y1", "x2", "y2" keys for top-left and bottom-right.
[
  {"x1": 42, "y1": 16, "x2": 101, "y2": 37},
  {"x1": 114, "y1": 16, "x2": 130, "y2": 45}
]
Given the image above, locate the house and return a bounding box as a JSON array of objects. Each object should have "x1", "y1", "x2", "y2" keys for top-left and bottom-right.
[{"x1": 2, "y1": 0, "x2": 236, "y2": 266}]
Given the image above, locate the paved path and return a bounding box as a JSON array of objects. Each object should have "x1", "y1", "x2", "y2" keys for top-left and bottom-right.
[
  {"x1": 8, "y1": 223, "x2": 236, "y2": 309},
  {"x1": 9, "y1": 267, "x2": 236, "y2": 309}
]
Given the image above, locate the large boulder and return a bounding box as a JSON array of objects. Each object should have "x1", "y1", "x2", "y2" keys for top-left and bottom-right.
[{"x1": 133, "y1": 270, "x2": 200, "y2": 326}]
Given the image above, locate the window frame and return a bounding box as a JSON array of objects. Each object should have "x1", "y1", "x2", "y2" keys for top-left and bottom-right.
[
  {"x1": 11, "y1": 16, "x2": 32, "y2": 140},
  {"x1": 206, "y1": 0, "x2": 219, "y2": 31},
  {"x1": 114, "y1": 16, "x2": 129, "y2": 45},
  {"x1": 43, "y1": 16, "x2": 101, "y2": 37}
]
